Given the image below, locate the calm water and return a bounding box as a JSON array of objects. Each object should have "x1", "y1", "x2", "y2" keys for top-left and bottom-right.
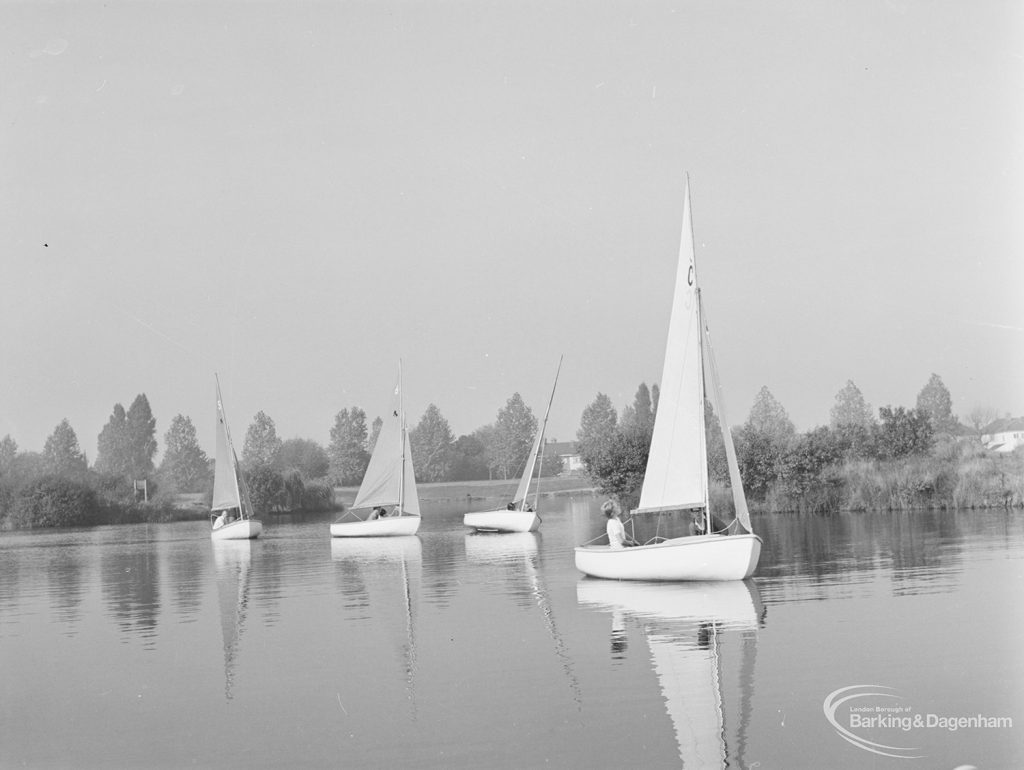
[{"x1": 1, "y1": 496, "x2": 1021, "y2": 769}]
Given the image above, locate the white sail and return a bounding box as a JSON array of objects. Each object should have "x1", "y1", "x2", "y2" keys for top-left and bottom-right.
[
  {"x1": 212, "y1": 379, "x2": 243, "y2": 513},
  {"x1": 701, "y1": 308, "x2": 753, "y2": 534},
  {"x1": 401, "y1": 429, "x2": 420, "y2": 517},
  {"x1": 352, "y1": 370, "x2": 420, "y2": 517},
  {"x1": 512, "y1": 357, "x2": 562, "y2": 508},
  {"x1": 212, "y1": 383, "x2": 238, "y2": 512},
  {"x1": 638, "y1": 179, "x2": 708, "y2": 513}
]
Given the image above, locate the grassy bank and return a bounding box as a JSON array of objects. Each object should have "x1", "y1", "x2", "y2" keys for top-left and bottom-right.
[
  {"x1": 332, "y1": 476, "x2": 598, "y2": 507},
  {"x1": 752, "y1": 440, "x2": 1024, "y2": 514}
]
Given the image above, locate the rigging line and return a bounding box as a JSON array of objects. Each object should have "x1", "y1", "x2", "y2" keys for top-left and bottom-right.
[{"x1": 113, "y1": 305, "x2": 202, "y2": 362}]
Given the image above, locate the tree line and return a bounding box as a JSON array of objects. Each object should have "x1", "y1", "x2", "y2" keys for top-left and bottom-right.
[
  {"x1": 0, "y1": 390, "x2": 564, "y2": 528},
  {"x1": 576, "y1": 373, "x2": 1023, "y2": 514},
  {"x1": 2, "y1": 372, "x2": 1019, "y2": 529}
]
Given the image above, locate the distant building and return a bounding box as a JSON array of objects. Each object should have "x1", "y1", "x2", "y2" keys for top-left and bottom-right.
[
  {"x1": 981, "y1": 417, "x2": 1024, "y2": 452},
  {"x1": 546, "y1": 440, "x2": 584, "y2": 474}
]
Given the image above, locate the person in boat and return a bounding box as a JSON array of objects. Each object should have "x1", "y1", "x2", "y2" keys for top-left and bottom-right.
[
  {"x1": 506, "y1": 502, "x2": 516, "y2": 511},
  {"x1": 688, "y1": 511, "x2": 706, "y2": 537},
  {"x1": 369, "y1": 506, "x2": 387, "y2": 520},
  {"x1": 603, "y1": 499, "x2": 638, "y2": 548},
  {"x1": 213, "y1": 510, "x2": 226, "y2": 530}
]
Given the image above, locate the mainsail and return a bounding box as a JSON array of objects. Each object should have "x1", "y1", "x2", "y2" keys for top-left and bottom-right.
[
  {"x1": 511, "y1": 357, "x2": 562, "y2": 509},
  {"x1": 352, "y1": 372, "x2": 421, "y2": 516},
  {"x1": 637, "y1": 180, "x2": 708, "y2": 514},
  {"x1": 212, "y1": 379, "x2": 243, "y2": 513}
]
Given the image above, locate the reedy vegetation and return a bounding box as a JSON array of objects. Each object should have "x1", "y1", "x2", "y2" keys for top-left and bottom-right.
[{"x1": 578, "y1": 375, "x2": 1024, "y2": 514}]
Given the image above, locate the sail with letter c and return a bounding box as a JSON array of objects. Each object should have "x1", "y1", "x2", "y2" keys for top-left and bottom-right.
[{"x1": 637, "y1": 180, "x2": 708, "y2": 514}]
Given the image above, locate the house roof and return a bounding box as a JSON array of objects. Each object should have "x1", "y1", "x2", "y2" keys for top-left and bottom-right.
[
  {"x1": 982, "y1": 417, "x2": 1024, "y2": 434},
  {"x1": 546, "y1": 440, "x2": 579, "y2": 455}
]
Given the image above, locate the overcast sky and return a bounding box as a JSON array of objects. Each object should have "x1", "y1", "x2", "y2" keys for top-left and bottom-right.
[{"x1": 2, "y1": 1, "x2": 1021, "y2": 458}]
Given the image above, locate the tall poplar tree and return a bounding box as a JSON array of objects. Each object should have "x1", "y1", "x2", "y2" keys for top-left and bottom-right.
[
  {"x1": 159, "y1": 414, "x2": 210, "y2": 492},
  {"x1": 576, "y1": 392, "x2": 618, "y2": 477},
  {"x1": 242, "y1": 411, "x2": 282, "y2": 468},
  {"x1": 43, "y1": 419, "x2": 88, "y2": 477},
  {"x1": 0, "y1": 435, "x2": 18, "y2": 477},
  {"x1": 125, "y1": 394, "x2": 157, "y2": 479},
  {"x1": 489, "y1": 393, "x2": 537, "y2": 480},
  {"x1": 410, "y1": 404, "x2": 454, "y2": 483},
  {"x1": 916, "y1": 373, "x2": 957, "y2": 434},
  {"x1": 328, "y1": 407, "x2": 370, "y2": 485},
  {"x1": 830, "y1": 380, "x2": 874, "y2": 429},
  {"x1": 95, "y1": 403, "x2": 129, "y2": 477}
]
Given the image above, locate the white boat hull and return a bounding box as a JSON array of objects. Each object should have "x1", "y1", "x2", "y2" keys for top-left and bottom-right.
[
  {"x1": 211, "y1": 518, "x2": 262, "y2": 541},
  {"x1": 330, "y1": 516, "x2": 421, "y2": 538},
  {"x1": 463, "y1": 509, "x2": 541, "y2": 533},
  {"x1": 574, "y1": 533, "x2": 761, "y2": 581}
]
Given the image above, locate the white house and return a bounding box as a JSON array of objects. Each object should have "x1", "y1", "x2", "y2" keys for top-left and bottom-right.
[
  {"x1": 981, "y1": 417, "x2": 1024, "y2": 452},
  {"x1": 546, "y1": 440, "x2": 584, "y2": 474}
]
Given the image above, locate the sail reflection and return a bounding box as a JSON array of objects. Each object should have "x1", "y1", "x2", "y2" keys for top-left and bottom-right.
[
  {"x1": 465, "y1": 532, "x2": 582, "y2": 707},
  {"x1": 213, "y1": 540, "x2": 252, "y2": 700},
  {"x1": 330, "y1": 536, "x2": 422, "y2": 717},
  {"x1": 577, "y1": 580, "x2": 764, "y2": 769}
]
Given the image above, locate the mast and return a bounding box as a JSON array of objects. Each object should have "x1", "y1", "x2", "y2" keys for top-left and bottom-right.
[
  {"x1": 216, "y1": 374, "x2": 245, "y2": 519},
  {"x1": 398, "y1": 360, "x2": 405, "y2": 517},
  {"x1": 685, "y1": 177, "x2": 712, "y2": 534},
  {"x1": 528, "y1": 355, "x2": 563, "y2": 510}
]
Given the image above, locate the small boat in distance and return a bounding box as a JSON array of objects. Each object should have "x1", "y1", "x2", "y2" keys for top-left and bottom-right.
[
  {"x1": 464, "y1": 356, "x2": 562, "y2": 533},
  {"x1": 211, "y1": 376, "x2": 263, "y2": 540},
  {"x1": 330, "y1": 363, "x2": 421, "y2": 537},
  {"x1": 574, "y1": 178, "x2": 761, "y2": 580}
]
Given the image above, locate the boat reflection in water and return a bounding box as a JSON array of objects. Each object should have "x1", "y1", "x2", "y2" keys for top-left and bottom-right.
[
  {"x1": 577, "y1": 579, "x2": 765, "y2": 768},
  {"x1": 465, "y1": 532, "x2": 581, "y2": 707},
  {"x1": 330, "y1": 536, "x2": 422, "y2": 714},
  {"x1": 212, "y1": 540, "x2": 253, "y2": 700}
]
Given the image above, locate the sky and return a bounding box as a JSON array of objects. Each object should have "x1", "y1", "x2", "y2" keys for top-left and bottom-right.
[{"x1": 2, "y1": 1, "x2": 1022, "y2": 459}]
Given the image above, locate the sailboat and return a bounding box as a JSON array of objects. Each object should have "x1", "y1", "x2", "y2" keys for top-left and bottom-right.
[
  {"x1": 330, "y1": 363, "x2": 421, "y2": 537},
  {"x1": 211, "y1": 377, "x2": 263, "y2": 540},
  {"x1": 577, "y1": 579, "x2": 763, "y2": 768},
  {"x1": 463, "y1": 356, "x2": 562, "y2": 533},
  {"x1": 575, "y1": 178, "x2": 761, "y2": 580}
]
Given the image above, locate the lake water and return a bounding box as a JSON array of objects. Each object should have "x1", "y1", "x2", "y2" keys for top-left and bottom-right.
[{"x1": 1, "y1": 496, "x2": 1021, "y2": 769}]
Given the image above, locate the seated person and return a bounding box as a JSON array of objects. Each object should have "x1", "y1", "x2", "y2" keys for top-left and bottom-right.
[
  {"x1": 369, "y1": 506, "x2": 387, "y2": 520},
  {"x1": 688, "y1": 512, "x2": 706, "y2": 536},
  {"x1": 602, "y1": 499, "x2": 638, "y2": 548}
]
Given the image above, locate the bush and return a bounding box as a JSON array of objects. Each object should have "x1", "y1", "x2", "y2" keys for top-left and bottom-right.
[
  {"x1": 10, "y1": 476, "x2": 101, "y2": 528},
  {"x1": 300, "y1": 482, "x2": 336, "y2": 512},
  {"x1": 244, "y1": 465, "x2": 285, "y2": 514}
]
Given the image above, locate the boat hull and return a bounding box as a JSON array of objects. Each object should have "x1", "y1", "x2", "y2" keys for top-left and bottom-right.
[
  {"x1": 330, "y1": 516, "x2": 421, "y2": 537},
  {"x1": 211, "y1": 518, "x2": 262, "y2": 541},
  {"x1": 574, "y1": 533, "x2": 761, "y2": 581},
  {"x1": 463, "y1": 509, "x2": 541, "y2": 533}
]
